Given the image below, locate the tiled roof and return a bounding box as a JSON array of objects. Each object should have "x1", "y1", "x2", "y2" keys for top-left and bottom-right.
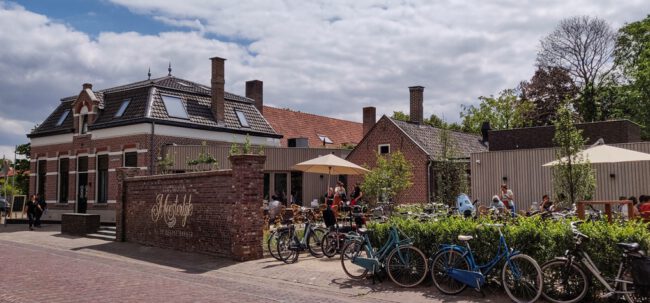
[
  {"x1": 30, "y1": 76, "x2": 279, "y2": 138},
  {"x1": 263, "y1": 106, "x2": 362, "y2": 148},
  {"x1": 390, "y1": 118, "x2": 487, "y2": 158}
]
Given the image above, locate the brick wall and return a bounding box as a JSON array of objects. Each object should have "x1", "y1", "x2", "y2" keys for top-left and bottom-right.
[
  {"x1": 347, "y1": 117, "x2": 430, "y2": 204},
  {"x1": 116, "y1": 155, "x2": 266, "y2": 261},
  {"x1": 488, "y1": 120, "x2": 642, "y2": 151}
]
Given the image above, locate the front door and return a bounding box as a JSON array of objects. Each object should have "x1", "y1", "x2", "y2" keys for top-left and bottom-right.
[{"x1": 77, "y1": 156, "x2": 88, "y2": 213}]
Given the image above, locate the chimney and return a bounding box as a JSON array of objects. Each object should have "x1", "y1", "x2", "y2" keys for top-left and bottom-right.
[
  {"x1": 481, "y1": 121, "x2": 491, "y2": 143},
  {"x1": 409, "y1": 86, "x2": 424, "y2": 124},
  {"x1": 82, "y1": 83, "x2": 92, "y2": 90},
  {"x1": 362, "y1": 107, "x2": 376, "y2": 136},
  {"x1": 246, "y1": 80, "x2": 263, "y2": 115},
  {"x1": 210, "y1": 57, "x2": 226, "y2": 124}
]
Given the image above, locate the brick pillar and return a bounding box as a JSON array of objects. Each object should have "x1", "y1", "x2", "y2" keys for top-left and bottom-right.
[
  {"x1": 115, "y1": 167, "x2": 141, "y2": 242},
  {"x1": 246, "y1": 80, "x2": 263, "y2": 115},
  {"x1": 228, "y1": 154, "x2": 266, "y2": 261},
  {"x1": 409, "y1": 86, "x2": 424, "y2": 124}
]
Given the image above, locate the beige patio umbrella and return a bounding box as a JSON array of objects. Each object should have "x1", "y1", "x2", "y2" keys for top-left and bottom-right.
[
  {"x1": 291, "y1": 154, "x2": 369, "y2": 191},
  {"x1": 543, "y1": 144, "x2": 650, "y2": 166}
]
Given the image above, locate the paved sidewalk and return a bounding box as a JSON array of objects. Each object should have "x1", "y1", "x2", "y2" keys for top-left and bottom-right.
[{"x1": 0, "y1": 224, "x2": 509, "y2": 302}]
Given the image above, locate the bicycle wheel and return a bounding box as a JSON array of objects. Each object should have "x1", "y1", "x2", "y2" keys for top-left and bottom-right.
[
  {"x1": 340, "y1": 239, "x2": 369, "y2": 279},
  {"x1": 620, "y1": 267, "x2": 650, "y2": 303},
  {"x1": 275, "y1": 230, "x2": 298, "y2": 264},
  {"x1": 541, "y1": 259, "x2": 588, "y2": 303},
  {"x1": 502, "y1": 254, "x2": 542, "y2": 303},
  {"x1": 307, "y1": 227, "x2": 326, "y2": 258},
  {"x1": 431, "y1": 249, "x2": 469, "y2": 295},
  {"x1": 386, "y1": 245, "x2": 428, "y2": 287},
  {"x1": 321, "y1": 231, "x2": 339, "y2": 258},
  {"x1": 267, "y1": 230, "x2": 281, "y2": 260}
]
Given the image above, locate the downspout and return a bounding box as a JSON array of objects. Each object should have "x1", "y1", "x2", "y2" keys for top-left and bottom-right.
[
  {"x1": 150, "y1": 121, "x2": 155, "y2": 175},
  {"x1": 426, "y1": 159, "x2": 433, "y2": 203}
]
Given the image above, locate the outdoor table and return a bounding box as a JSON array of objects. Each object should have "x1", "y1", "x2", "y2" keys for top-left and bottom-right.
[{"x1": 576, "y1": 200, "x2": 634, "y2": 223}]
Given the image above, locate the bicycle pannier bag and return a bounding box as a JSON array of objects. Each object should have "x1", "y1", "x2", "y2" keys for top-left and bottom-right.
[{"x1": 631, "y1": 256, "x2": 650, "y2": 286}]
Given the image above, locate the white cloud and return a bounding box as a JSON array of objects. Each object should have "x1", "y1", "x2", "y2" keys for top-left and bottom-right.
[{"x1": 0, "y1": 0, "x2": 647, "y2": 155}]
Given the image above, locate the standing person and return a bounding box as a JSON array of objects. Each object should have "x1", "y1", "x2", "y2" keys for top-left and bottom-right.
[
  {"x1": 24, "y1": 195, "x2": 37, "y2": 231},
  {"x1": 350, "y1": 182, "x2": 363, "y2": 206},
  {"x1": 34, "y1": 193, "x2": 47, "y2": 228},
  {"x1": 499, "y1": 184, "x2": 515, "y2": 213},
  {"x1": 334, "y1": 181, "x2": 347, "y2": 206}
]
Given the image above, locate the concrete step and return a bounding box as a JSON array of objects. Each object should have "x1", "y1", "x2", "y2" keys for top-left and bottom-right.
[
  {"x1": 95, "y1": 230, "x2": 116, "y2": 237},
  {"x1": 100, "y1": 226, "x2": 116, "y2": 231},
  {"x1": 86, "y1": 233, "x2": 115, "y2": 241}
]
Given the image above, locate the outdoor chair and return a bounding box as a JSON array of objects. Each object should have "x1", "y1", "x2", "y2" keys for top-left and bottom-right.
[{"x1": 478, "y1": 205, "x2": 488, "y2": 217}]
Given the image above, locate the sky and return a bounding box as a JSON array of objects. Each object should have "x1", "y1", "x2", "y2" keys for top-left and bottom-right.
[{"x1": 0, "y1": 0, "x2": 648, "y2": 159}]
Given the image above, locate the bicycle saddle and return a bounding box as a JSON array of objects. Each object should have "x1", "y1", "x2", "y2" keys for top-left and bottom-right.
[
  {"x1": 458, "y1": 235, "x2": 474, "y2": 241},
  {"x1": 617, "y1": 242, "x2": 640, "y2": 252}
]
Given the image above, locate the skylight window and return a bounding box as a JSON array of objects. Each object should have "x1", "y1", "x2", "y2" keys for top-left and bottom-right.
[
  {"x1": 114, "y1": 99, "x2": 130, "y2": 117},
  {"x1": 318, "y1": 134, "x2": 333, "y2": 144},
  {"x1": 161, "y1": 95, "x2": 188, "y2": 119},
  {"x1": 176, "y1": 81, "x2": 192, "y2": 87},
  {"x1": 56, "y1": 110, "x2": 70, "y2": 126},
  {"x1": 235, "y1": 110, "x2": 249, "y2": 127}
]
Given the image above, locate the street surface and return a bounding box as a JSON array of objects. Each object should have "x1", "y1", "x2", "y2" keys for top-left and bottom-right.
[{"x1": 0, "y1": 224, "x2": 509, "y2": 302}]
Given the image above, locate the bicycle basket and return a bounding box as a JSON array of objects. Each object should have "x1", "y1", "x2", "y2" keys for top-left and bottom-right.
[{"x1": 631, "y1": 256, "x2": 650, "y2": 286}]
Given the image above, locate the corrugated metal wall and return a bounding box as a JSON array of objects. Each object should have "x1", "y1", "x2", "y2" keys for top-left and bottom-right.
[
  {"x1": 163, "y1": 145, "x2": 351, "y2": 203},
  {"x1": 470, "y1": 142, "x2": 650, "y2": 211}
]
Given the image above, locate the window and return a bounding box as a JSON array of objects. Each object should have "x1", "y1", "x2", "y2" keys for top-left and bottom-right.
[
  {"x1": 58, "y1": 158, "x2": 69, "y2": 203},
  {"x1": 124, "y1": 152, "x2": 137, "y2": 167},
  {"x1": 80, "y1": 115, "x2": 88, "y2": 134},
  {"x1": 97, "y1": 155, "x2": 108, "y2": 203},
  {"x1": 37, "y1": 160, "x2": 46, "y2": 198},
  {"x1": 379, "y1": 144, "x2": 390, "y2": 154},
  {"x1": 274, "y1": 173, "x2": 288, "y2": 204},
  {"x1": 235, "y1": 110, "x2": 249, "y2": 127},
  {"x1": 114, "y1": 99, "x2": 130, "y2": 117},
  {"x1": 290, "y1": 172, "x2": 303, "y2": 205},
  {"x1": 317, "y1": 134, "x2": 333, "y2": 144},
  {"x1": 161, "y1": 95, "x2": 188, "y2": 119},
  {"x1": 56, "y1": 110, "x2": 70, "y2": 126}
]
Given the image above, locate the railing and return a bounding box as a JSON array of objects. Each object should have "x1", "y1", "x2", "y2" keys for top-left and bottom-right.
[{"x1": 576, "y1": 200, "x2": 634, "y2": 223}]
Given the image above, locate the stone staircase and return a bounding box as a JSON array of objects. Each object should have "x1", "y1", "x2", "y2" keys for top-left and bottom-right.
[{"x1": 86, "y1": 225, "x2": 116, "y2": 241}]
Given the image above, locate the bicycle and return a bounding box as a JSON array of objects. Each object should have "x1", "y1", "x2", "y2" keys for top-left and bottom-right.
[
  {"x1": 430, "y1": 223, "x2": 543, "y2": 303},
  {"x1": 340, "y1": 226, "x2": 428, "y2": 288},
  {"x1": 541, "y1": 221, "x2": 649, "y2": 303},
  {"x1": 275, "y1": 208, "x2": 327, "y2": 264}
]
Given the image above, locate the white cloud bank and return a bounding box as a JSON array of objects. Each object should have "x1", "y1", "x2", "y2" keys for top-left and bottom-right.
[{"x1": 0, "y1": 0, "x2": 648, "y2": 158}]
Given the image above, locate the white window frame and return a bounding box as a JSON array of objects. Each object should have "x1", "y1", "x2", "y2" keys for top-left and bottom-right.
[
  {"x1": 79, "y1": 106, "x2": 89, "y2": 135},
  {"x1": 57, "y1": 157, "x2": 69, "y2": 203},
  {"x1": 123, "y1": 150, "x2": 138, "y2": 167},
  {"x1": 115, "y1": 99, "x2": 131, "y2": 117},
  {"x1": 378, "y1": 144, "x2": 390, "y2": 155},
  {"x1": 235, "y1": 110, "x2": 250, "y2": 127},
  {"x1": 317, "y1": 134, "x2": 333, "y2": 144},
  {"x1": 161, "y1": 94, "x2": 189, "y2": 119},
  {"x1": 56, "y1": 110, "x2": 70, "y2": 126}
]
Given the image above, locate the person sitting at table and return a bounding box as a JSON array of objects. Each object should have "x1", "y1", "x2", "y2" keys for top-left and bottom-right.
[
  {"x1": 637, "y1": 195, "x2": 650, "y2": 219},
  {"x1": 322, "y1": 190, "x2": 337, "y2": 228},
  {"x1": 539, "y1": 194, "x2": 553, "y2": 212},
  {"x1": 350, "y1": 182, "x2": 363, "y2": 206},
  {"x1": 491, "y1": 195, "x2": 506, "y2": 213},
  {"x1": 268, "y1": 195, "x2": 282, "y2": 223}
]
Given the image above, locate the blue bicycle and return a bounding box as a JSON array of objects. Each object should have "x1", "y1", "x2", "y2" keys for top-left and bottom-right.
[
  {"x1": 340, "y1": 226, "x2": 428, "y2": 287},
  {"x1": 430, "y1": 223, "x2": 543, "y2": 303}
]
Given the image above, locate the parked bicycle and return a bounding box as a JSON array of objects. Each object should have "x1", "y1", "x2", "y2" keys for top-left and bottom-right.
[
  {"x1": 267, "y1": 225, "x2": 290, "y2": 261},
  {"x1": 322, "y1": 223, "x2": 359, "y2": 258},
  {"x1": 340, "y1": 226, "x2": 428, "y2": 288},
  {"x1": 541, "y1": 221, "x2": 649, "y2": 303},
  {"x1": 430, "y1": 223, "x2": 543, "y2": 303},
  {"x1": 275, "y1": 208, "x2": 327, "y2": 264}
]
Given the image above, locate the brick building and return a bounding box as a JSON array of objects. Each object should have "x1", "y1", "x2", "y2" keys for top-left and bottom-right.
[
  {"x1": 27, "y1": 56, "x2": 281, "y2": 222},
  {"x1": 347, "y1": 86, "x2": 487, "y2": 204}
]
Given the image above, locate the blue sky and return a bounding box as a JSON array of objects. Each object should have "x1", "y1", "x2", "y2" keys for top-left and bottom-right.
[{"x1": 0, "y1": 0, "x2": 648, "y2": 158}]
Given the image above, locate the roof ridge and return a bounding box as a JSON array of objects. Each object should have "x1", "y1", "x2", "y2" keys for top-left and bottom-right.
[{"x1": 264, "y1": 106, "x2": 361, "y2": 125}]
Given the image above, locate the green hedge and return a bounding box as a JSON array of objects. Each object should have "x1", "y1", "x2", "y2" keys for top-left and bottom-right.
[{"x1": 367, "y1": 216, "x2": 650, "y2": 279}]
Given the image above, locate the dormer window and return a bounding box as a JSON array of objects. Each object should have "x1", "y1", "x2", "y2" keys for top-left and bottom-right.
[
  {"x1": 235, "y1": 110, "x2": 249, "y2": 127},
  {"x1": 115, "y1": 99, "x2": 130, "y2": 117},
  {"x1": 79, "y1": 106, "x2": 89, "y2": 135},
  {"x1": 56, "y1": 110, "x2": 70, "y2": 126},
  {"x1": 161, "y1": 95, "x2": 188, "y2": 119}
]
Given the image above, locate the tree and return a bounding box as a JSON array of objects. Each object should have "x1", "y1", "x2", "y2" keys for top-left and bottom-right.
[
  {"x1": 361, "y1": 151, "x2": 413, "y2": 205},
  {"x1": 551, "y1": 103, "x2": 596, "y2": 208},
  {"x1": 519, "y1": 66, "x2": 579, "y2": 126},
  {"x1": 460, "y1": 89, "x2": 534, "y2": 133},
  {"x1": 537, "y1": 16, "x2": 617, "y2": 122},
  {"x1": 13, "y1": 143, "x2": 30, "y2": 195},
  {"x1": 611, "y1": 15, "x2": 650, "y2": 139},
  {"x1": 434, "y1": 129, "x2": 468, "y2": 205},
  {"x1": 391, "y1": 111, "x2": 410, "y2": 122}
]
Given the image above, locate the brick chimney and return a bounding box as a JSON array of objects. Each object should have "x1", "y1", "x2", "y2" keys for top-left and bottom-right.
[
  {"x1": 246, "y1": 80, "x2": 263, "y2": 115},
  {"x1": 363, "y1": 107, "x2": 376, "y2": 136},
  {"x1": 82, "y1": 83, "x2": 92, "y2": 90},
  {"x1": 210, "y1": 57, "x2": 226, "y2": 124},
  {"x1": 409, "y1": 86, "x2": 424, "y2": 124}
]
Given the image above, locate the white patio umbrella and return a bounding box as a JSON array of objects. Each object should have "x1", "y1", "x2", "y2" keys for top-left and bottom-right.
[
  {"x1": 291, "y1": 154, "x2": 369, "y2": 191},
  {"x1": 543, "y1": 144, "x2": 650, "y2": 166}
]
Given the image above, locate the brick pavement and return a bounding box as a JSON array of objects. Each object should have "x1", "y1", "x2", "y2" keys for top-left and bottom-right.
[{"x1": 0, "y1": 224, "x2": 509, "y2": 303}]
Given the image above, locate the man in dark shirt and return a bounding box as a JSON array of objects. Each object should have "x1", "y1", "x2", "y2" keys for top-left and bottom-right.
[
  {"x1": 24, "y1": 195, "x2": 37, "y2": 231},
  {"x1": 34, "y1": 194, "x2": 47, "y2": 227}
]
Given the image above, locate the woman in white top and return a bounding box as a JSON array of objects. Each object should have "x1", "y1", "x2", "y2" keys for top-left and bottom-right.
[{"x1": 500, "y1": 184, "x2": 515, "y2": 211}]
